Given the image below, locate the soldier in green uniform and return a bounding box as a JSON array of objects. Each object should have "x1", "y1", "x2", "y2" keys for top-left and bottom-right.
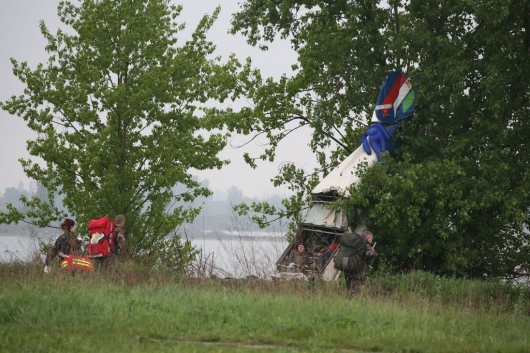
[
  {"x1": 334, "y1": 230, "x2": 377, "y2": 295},
  {"x1": 286, "y1": 243, "x2": 312, "y2": 272}
]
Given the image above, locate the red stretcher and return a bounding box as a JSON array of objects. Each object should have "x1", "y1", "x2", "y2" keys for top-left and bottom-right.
[{"x1": 60, "y1": 255, "x2": 94, "y2": 272}]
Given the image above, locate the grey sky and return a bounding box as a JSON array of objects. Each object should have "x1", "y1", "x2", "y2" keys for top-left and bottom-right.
[{"x1": 0, "y1": 0, "x2": 318, "y2": 199}]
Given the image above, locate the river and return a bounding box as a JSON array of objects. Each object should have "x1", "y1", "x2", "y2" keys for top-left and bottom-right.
[{"x1": 0, "y1": 231, "x2": 289, "y2": 279}]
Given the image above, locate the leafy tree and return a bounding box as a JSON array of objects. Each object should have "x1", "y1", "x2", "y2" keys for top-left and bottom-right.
[
  {"x1": 229, "y1": 0, "x2": 403, "y2": 238},
  {"x1": 229, "y1": 0, "x2": 530, "y2": 278},
  {"x1": 0, "y1": 0, "x2": 248, "y2": 260}
]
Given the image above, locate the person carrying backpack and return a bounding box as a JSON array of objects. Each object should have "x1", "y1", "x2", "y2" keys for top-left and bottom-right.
[
  {"x1": 44, "y1": 218, "x2": 82, "y2": 273},
  {"x1": 333, "y1": 230, "x2": 378, "y2": 295},
  {"x1": 87, "y1": 214, "x2": 127, "y2": 272}
]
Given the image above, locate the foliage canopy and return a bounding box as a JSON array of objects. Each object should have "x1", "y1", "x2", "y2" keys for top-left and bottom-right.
[
  {"x1": 0, "y1": 0, "x2": 248, "y2": 259},
  {"x1": 230, "y1": 0, "x2": 530, "y2": 278}
]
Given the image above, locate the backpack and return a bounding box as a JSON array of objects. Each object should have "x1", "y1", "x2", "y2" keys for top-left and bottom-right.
[
  {"x1": 333, "y1": 233, "x2": 365, "y2": 272},
  {"x1": 86, "y1": 216, "x2": 116, "y2": 258},
  {"x1": 333, "y1": 250, "x2": 364, "y2": 272}
]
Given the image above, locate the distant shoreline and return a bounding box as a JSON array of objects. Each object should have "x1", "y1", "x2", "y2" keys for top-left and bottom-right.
[
  {"x1": 181, "y1": 228, "x2": 287, "y2": 241},
  {"x1": 189, "y1": 234, "x2": 286, "y2": 242}
]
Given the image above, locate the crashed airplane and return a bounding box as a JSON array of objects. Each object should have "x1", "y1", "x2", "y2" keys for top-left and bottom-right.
[{"x1": 273, "y1": 70, "x2": 416, "y2": 281}]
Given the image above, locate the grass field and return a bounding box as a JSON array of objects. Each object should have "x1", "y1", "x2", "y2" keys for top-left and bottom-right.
[{"x1": 1, "y1": 262, "x2": 529, "y2": 352}]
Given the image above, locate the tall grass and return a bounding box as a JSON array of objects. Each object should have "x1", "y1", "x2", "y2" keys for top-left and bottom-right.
[
  {"x1": 367, "y1": 270, "x2": 530, "y2": 316},
  {"x1": 1, "y1": 262, "x2": 529, "y2": 352}
]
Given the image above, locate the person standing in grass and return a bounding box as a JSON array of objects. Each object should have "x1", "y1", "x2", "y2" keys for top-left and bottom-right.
[
  {"x1": 111, "y1": 214, "x2": 127, "y2": 281},
  {"x1": 113, "y1": 215, "x2": 127, "y2": 257},
  {"x1": 44, "y1": 218, "x2": 81, "y2": 273},
  {"x1": 334, "y1": 230, "x2": 377, "y2": 295},
  {"x1": 92, "y1": 215, "x2": 127, "y2": 274}
]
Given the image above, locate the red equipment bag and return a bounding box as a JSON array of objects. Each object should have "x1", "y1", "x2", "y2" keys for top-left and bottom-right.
[
  {"x1": 86, "y1": 215, "x2": 115, "y2": 258},
  {"x1": 60, "y1": 255, "x2": 94, "y2": 271}
]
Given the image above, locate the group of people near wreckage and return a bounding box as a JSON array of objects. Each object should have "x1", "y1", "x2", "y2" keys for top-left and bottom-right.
[
  {"x1": 43, "y1": 215, "x2": 126, "y2": 273},
  {"x1": 44, "y1": 214, "x2": 376, "y2": 295},
  {"x1": 284, "y1": 230, "x2": 378, "y2": 295}
]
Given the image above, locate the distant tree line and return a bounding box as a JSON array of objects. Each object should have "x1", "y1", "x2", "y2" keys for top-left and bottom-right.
[{"x1": 0, "y1": 180, "x2": 285, "y2": 235}]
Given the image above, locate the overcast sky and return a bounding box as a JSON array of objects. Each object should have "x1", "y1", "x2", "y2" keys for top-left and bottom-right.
[{"x1": 0, "y1": 0, "x2": 318, "y2": 199}]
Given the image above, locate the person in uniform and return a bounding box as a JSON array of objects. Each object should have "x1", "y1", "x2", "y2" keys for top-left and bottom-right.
[
  {"x1": 286, "y1": 243, "x2": 312, "y2": 272},
  {"x1": 334, "y1": 230, "x2": 377, "y2": 295}
]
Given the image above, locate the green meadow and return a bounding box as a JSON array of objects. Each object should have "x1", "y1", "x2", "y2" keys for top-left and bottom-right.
[{"x1": 1, "y1": 262, "x2": 529, "y2": 353}]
